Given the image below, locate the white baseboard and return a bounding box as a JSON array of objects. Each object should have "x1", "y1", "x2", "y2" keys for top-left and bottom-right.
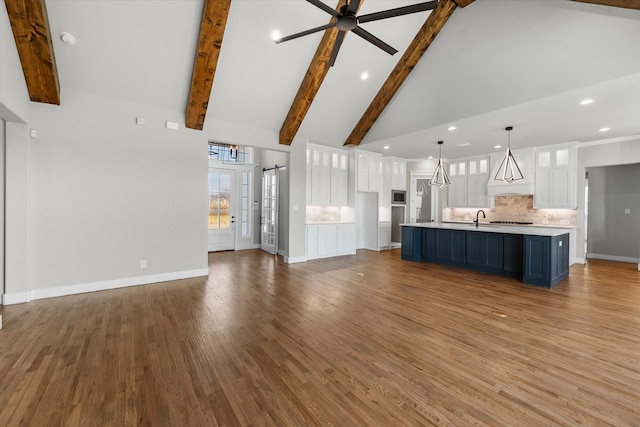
[
  {"x1": 2, "y1": 292, "x2": 31, "y2": 305},
  {"x1": 587, "y1": 253, "x2": 640, "y2": 264},
  {"x1": 284, "y1": 255, "x2": 308, "y2": 264},
  {"x1": 571, "y1": 257, "x2": 586, "y2": 265},
  {"x1": 2, "y1": 268, "x2": 209, "y2": 305}
]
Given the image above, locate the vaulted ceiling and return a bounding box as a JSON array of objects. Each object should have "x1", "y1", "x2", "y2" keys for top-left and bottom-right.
[{"x1": 5, "y1": 0, "x2": 640, "y2": 159}]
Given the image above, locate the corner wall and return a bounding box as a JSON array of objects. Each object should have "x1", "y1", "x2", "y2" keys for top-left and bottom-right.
[
  {"x1": 576, "y1": 138, "x2": 640, "y2": 262},
  {"x1": 586, "y1": 163, "x2": 640, "y2": 262},
  {"x1": 24, "y1": 90, "x2": 209, "y2": 298}
]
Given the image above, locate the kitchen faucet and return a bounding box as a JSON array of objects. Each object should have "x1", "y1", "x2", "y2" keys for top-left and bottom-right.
[{"x1": 474, "y1": 210, "x2": 486, "y2": 228}]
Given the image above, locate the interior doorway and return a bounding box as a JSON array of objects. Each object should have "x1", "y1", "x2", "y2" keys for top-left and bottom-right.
[
  {"x1": 409, "y1": 173, "x2": 436, "y2": 223},
  {"x1": 391, "y1": 205, "x2": 405, "y2": 247}
]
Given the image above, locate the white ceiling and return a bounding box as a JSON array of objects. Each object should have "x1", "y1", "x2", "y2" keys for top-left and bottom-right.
[{"x1": 45, "y1": 0, "x2": 640, "y2": 160}]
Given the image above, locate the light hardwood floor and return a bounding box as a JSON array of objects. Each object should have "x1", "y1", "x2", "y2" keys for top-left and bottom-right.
[{"x1": 1, "y1": 250, "x2": 639, "y2": 426}]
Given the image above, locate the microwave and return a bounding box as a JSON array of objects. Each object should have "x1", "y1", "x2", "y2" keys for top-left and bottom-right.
[{"x1": 392, "y1": 190, "x2": 406, "y2": 205}]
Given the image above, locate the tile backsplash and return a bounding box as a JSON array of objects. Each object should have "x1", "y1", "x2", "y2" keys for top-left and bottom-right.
[{"x1": 443, "y1": 195, "x2": 578, "y2": 226}]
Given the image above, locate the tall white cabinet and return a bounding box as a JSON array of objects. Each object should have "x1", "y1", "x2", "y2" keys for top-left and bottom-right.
[
  {"x1": 306, "y1": 143, "x2": 348, "y2": 206},
  {"x1": 534, "y1": 143, "x2": 577, "y2": 208},
  {"x1": 356, "y1": 150, "x2": 382, "y2": 193},
  {"x1": 447, "y1": 155, "x2": 490, "y2": 208}
]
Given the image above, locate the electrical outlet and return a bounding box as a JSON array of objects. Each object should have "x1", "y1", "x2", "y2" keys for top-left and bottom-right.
[
  {"x1": 624, "y1": 208, "x2": 631, "y2": 215},
  {"x1": 140, "y1": 260, "x2": 147, "y2": 269}
]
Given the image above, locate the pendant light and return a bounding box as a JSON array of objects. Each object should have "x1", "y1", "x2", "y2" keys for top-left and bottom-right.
[
  {"x1": 429, "y1": 140, "x2": 450, "y2": 188},
  {"x1": 494, "y1": 126, "x2": 524, "y2": 183}
]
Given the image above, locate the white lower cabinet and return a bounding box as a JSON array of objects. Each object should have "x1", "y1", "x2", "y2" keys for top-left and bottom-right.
[
  {"x1": 307, "y1": 223, "x2": 356, "y2": 260},
  {"x1": 378, "y1": 222, "x2": 391, "y2": 250},
  {"x1": 337, "y1": 223, "x2": 356, "y2": 254},
  {"x1": 317, "y1": 225, "x2": 338, "y2": 257},
  {"x1": 306, "y1": 225, "x2": 319, "y2": 258}
]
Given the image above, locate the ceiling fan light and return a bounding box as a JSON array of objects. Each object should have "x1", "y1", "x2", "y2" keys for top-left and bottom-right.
[{"x1": 271, "y1": 29, "x2": 282, "y2": 42}]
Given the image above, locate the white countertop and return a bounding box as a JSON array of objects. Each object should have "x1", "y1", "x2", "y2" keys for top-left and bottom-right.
[
  {"x1": 306, "y1": 221, "x2": 356, "y2": 225},
  {"x1": 401, "y1": 222, "x2": 571, "y2": 237}
]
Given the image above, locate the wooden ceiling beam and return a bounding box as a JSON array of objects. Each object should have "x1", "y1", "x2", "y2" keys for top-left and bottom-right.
[
  {"x1": 186, "y1": 0, "x2": 232, "y2": 130},
  {"x1": 279, "y1": 0, "x2": 351, "y2": 146},
  {"x1": 452, "y1": 0, "x2": 475, "y2": 7},
  {"x1": 4, "y1": 0, "x2": 60, "y2": 105},
  {"x1": 571, "y1": 0, "x2": 640, "y2": 9},
  {"x1": 344, "y1": 0, "x2": 463, "y2": 147}
]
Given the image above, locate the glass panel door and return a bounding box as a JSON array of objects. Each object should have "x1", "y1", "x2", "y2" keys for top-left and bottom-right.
[
  {"x1": 261, "y1": 169, "x2": 278, "y2": 254},
  {"x1": 208, "y1": 169, "x2": 235, "y2": 251}
]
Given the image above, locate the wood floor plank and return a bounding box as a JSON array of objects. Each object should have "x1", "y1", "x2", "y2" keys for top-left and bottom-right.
[{"x1": 0, "y1": 251, "x2": 639, "y2": 426}]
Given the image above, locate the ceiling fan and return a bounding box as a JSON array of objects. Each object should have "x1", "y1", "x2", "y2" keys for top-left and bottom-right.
[{"x1": 275, "y1": 0, "x2": 439, "y2": 67}]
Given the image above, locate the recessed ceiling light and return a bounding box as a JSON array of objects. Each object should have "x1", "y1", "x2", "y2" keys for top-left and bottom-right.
[
  {"x1": 456, "y1": 142, "x2": 471, "y2": 147},
  {"x1": 428, "y1": 156, "x2": 434, "y2": 159},
  {"x1": 60, "y1": 32, "x2": 76, "y2": 45},
  {"x1": 599, "y1": 127, "x2": 610, "y2": 132},
  {"x1": 360, "y1": 71, "x2": 369, "y2": 80},
  {"x1": 579, "y1": 98, "x2": 594, "y2": 106},
  {"x1": 271, "y1": 29, "x2": 281, "y2": 41},
  {"x1": 448, "y1": 126, "x2": 457, "y2": 131},
  {"x1": 494, "y1": 145, "x2": 502, "y2": 149},
  {"x1": 383, "y1": 145, "x2": 390, "y2": 150}
]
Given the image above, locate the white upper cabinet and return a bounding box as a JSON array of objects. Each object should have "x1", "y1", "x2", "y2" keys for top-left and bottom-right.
[
  {"x1": 382, "y1": 157, "x2": 407, "y2": 207},
  {"x1": 356, "y1": 150, "x2": 382, "y2": 193},
  {"x1": 330, "y1": 151, "x2": 349, "y2": 206},
  {"x1": 390, "y1": 159, "x2": 407, "y2": 190},
  {"x1": 306, "y1": 144, "x2": 349, "y2": 206},
  {"x1": 447, "y1": 155, "x2": 489, "y2": 208},
  {"x1": 448, "y1": 160, "x2": 467, "y2": 207},
  {"x1": 467, "y1": 157, "x2": 489, "y2": 207},
  {"x1": 534, "y1": 143, "x2": 577, "y2": 208}
]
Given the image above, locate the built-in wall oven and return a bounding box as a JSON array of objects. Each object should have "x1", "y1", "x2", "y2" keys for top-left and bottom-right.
[{"x1": 392, "y1": 190, "x2": 406, "y2": 205}]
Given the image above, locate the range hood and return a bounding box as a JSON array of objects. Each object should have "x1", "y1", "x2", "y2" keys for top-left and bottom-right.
[{"x1": 487, "y1": 147, "x2": 534, "y2": 196}]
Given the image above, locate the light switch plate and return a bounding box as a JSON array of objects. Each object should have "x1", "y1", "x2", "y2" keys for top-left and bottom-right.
[{"x1": 624, "y1": 208, "x2": 631, "y2": 214}]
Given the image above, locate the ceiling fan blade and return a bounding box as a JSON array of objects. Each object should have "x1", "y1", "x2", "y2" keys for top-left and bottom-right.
[
  {"x1": 306, "y1": 0, "x2": 340, "y2": 17},
  {"x1": 358, "y1": 1, "x2": 438, "y2": 24},
  {"x1": 275, "y1": 22, "x2": 337, "y2": 44},
  {"x1": 329, "y1": 30, "x2": 347, "y2": 67},
  {"x1": 347, "y1": 0, "x2": 362, "y2": 14},
  {"x1": 352, "y1": 27, "x2": 398, "y2": 55}
]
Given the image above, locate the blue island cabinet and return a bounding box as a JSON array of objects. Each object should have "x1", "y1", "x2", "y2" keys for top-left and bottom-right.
[
  {"x1": 435, "y1": 229, "x2": 466, "y2": 267},
  {"x1": 401, "y1": 226, "x2": 422, "y2": 261},
  {"x1": 524, "y1": 234, "x2": 569, "y2": 287},
  {"x1": 467, "y1": 231, "x2": 504, "y2": 274},
  {"x1": 401, "y1": 224, "x2": 570, "y2": 288}
]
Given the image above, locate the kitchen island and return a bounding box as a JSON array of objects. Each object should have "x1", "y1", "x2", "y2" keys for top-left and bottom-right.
[{"x1": 401, "y1": 223, "x2": 570, "y2": 288}]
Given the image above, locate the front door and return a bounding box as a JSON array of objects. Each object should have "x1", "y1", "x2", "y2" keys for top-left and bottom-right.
[
  {"x1": 260, "y1": 169, "x2": 278, "y2": 254},
  {"x1": 208, "y1": 168, "x2": 235, "y2": 251}
]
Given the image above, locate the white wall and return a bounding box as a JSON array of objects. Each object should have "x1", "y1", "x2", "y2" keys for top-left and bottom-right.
[
  {"x1": 576, "y1": 138, "x2": 640, "y2": 262},
  {"x1": 25, "y1": 89, "x2": 209, "y2": 295},
  {"x1": 0, "y1": 119, "x2": 5, "y2": 296},
  {"x1": 285, "y1": 138, "x2": 307, "y2": 263},
  {"x1": 4, "y1": 121, "x2": 30, "y2": 302}
]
